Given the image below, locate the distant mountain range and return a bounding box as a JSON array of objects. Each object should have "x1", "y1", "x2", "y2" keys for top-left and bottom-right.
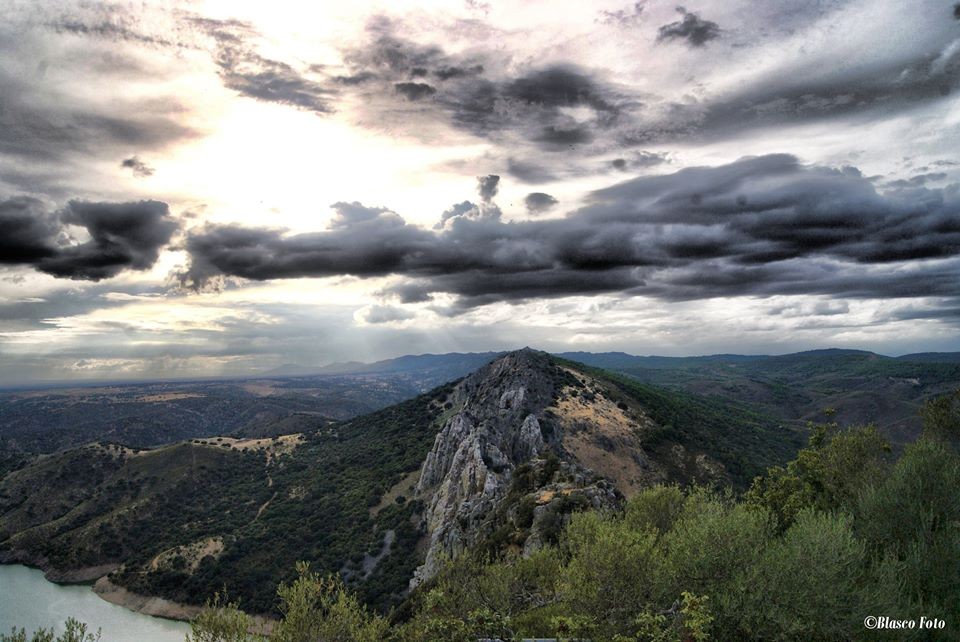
[
  {"x1": 272, "y1": 347, "x2": 960, "y2": 378},
  {"x1": 266, "y1": 348, "x2": 960, "y2": 445}
]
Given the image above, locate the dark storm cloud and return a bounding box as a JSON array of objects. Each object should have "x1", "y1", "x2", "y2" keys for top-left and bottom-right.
[
  {"x1": 121, "y1": 156, "x2": 154, "y2": 177},
  {"x1": 338, "y1": 23, "x2": 632, "y2": 152},
  {"x1": 0, "y1": 70, "x2": 195, "y2": 167},
  {"x1": 524, "y1": 192, "x2": 559, "y2": 214},
  {"x1": 180, "y1": 154, "x2": 960, "y2": 313},
  {"x1": 0, "y1": 197, "x2": 178, "y2": 280},
  {"x1": 0, "y1": 19, "x2": 197, "y2": 196},
  {"x1": 335, "y1": 8, "x2": 959, "y2": 161},
  {"x1": 656, "y1": 7, "x2": 720, "y2": 47},
  {"x1": 189, "y1": 17, "x2": 335, "y2": 114},
  {"x1": 433, "y1": 65, "x2": 484, "y2": 81},
  {"x1": 0, "y1": 197, "x2": 59, "y2": 264},
  {"x1": 394, "y1": 82, "x2": 437, "y2": 100},
  {"x1": 179, "y1": 201, "x2": 433, "y2": 288}
]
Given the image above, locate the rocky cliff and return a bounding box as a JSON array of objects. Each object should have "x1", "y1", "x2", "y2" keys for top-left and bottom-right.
[{"x1": 411, "y1": 349, "x2": 646, "y2": 584}]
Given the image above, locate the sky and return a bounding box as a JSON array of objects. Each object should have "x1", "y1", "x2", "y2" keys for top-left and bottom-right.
[{"x1": 1, "y1": 0, "x2": 959, "y2": 384}]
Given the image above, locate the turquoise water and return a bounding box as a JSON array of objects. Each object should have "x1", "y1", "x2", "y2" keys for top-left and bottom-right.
[{"x1": 0, "y1": 565, "x2": 190, "y2": 641}]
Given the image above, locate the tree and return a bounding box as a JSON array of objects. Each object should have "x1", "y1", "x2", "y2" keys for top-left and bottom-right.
[
  {"x1": 746, "y1": 423, "x2": 891, "y2": 529},
  {"x1": 2, "y1": 619, "x2": 101, "y2": 642},
  {"x1": 739, "y1": 511, "x2": 867, "y2": 641},
  {"x1": 271, "y1": 562, "x2": 388, "y2": 642},
  {"x1": 920, "y1": 388, "x2": 960, "y2": 448},
  {"x1": 186, "y1": 592, "x2": 264, "y2": 642},
  {"x1": 856, "y1": 437, "x2": 960, "y2": 625}
]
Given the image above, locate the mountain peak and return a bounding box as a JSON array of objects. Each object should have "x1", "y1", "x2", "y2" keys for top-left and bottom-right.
[{"x1": 410, "y1": 350, "x2": 606, "y2": 584}]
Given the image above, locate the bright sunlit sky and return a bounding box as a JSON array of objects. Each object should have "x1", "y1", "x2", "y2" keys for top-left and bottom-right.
[{"x1": 1, "y1": 0, "x2": 959, "y2": 383}]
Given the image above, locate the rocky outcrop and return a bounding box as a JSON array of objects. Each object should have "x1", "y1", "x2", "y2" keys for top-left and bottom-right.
[{"x1": 411, "y1": 349, "x2": 612, "y2": 585}]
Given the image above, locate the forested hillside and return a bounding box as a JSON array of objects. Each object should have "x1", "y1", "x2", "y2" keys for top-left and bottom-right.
[{"x1": 0, "y1": 351, "x2": 803, "y2": 619}]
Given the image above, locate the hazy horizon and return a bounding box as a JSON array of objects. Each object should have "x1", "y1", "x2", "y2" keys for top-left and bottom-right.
[
  {"x1": 2, "y1": 0, "x2": 959, "y2": 383},
  {"x1": 3, "y1": 344, "x2": 958, "y2": 389}
]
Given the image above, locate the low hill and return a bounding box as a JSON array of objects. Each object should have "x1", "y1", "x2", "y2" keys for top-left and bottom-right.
[{"x1": 0, "y1": 374, "x2": 433, "y2": 474}]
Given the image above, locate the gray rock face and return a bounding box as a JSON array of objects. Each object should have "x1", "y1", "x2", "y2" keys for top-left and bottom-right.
[{"x1": 412, "y1": 349, "x2": 559, "y2": 585}]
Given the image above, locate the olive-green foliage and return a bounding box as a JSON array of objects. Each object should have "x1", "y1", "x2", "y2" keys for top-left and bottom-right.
[
  {"x1": 189, "y1": 563, "x2": 388, "y2": 642},
  {"x1": 920, "y1": 388, "x2": 960, "y2": 447},
  {"x1": 1, "y1": 619, "x2": 100, "y2": 642},
  {"x1": 654, "y1": 490, "x2": 774, "y2": 637},
  {"x1": 630, "y1": 592, "x2": 713, "y2": 642},
  {"x1": 746, "y1": 422, "x2": 892, "y2": 530},
  {"x1": 271, "y1": 562, "x2": 388, "y2": 642},
  {"x1": 738, "y1": 511, "x2": 867, "y2": 641},
  {"x1": 394, "y1": 549, "x2": 564, "y2": 642},
  {"x1": 187, "y1": 592, "x2": 264, "y2": 642},
  {"x1": 622, "y1": 484, "x2": 684, "y2": 535},
  {"x1": 561, "y1": 510, "x2": 660, "y2": 635},
  {"x1": 856, "y1": 438, "x2": 960, "y2": 627}
]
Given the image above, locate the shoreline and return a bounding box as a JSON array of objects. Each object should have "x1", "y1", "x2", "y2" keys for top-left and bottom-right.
[
  {"x1": 1, "y1": 559, "x2": 275, "y2": 635},
  {"x1": 92, "y1": 576, "x2": 203, "y2": 623},
  {"x1": 0, "y1": 554, "x2": 196, "y2": 622}
]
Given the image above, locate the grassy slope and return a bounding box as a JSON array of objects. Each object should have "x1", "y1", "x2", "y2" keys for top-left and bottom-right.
[
  {"x1": 0, "y1": 383, "x2": 456, "y2": 615},
  {"x1": 557, "y1": 358, "x2": 805, "y2": 486}
]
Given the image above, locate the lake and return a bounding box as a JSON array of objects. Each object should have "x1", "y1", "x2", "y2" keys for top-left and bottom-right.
[{"x1": 0, "y1": 565, "x2": 190, "y2": 641}]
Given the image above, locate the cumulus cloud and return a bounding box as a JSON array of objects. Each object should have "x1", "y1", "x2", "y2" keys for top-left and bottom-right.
[
  {"x1": 179, "y1": 154, "x2": 960, "y2": 312},
  {"x1": 656, "y1": 7, "x2": 720, "y2": 47},
  {"x1": 121, "y1": 156, "x2": 154, "y2": 177},
  {"x1": 524, "y1": 192, "x2": 559, "y2": 214},
  {"x1": 477, "y1": 174, "x2": 500, "y2": 202},
  {"x1": 0, "y1": 197, "x2": 178, "y2": 280}
]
